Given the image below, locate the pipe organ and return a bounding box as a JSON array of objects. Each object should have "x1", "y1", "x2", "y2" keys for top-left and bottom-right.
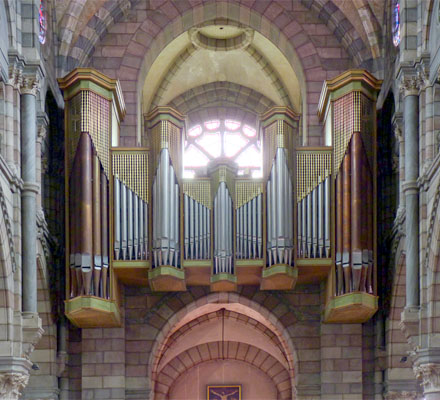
[{"x1": 60, "y1": 68, "x2": 381, "y2": 328}]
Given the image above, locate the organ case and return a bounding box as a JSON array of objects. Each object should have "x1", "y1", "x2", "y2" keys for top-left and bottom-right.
[
  {"x1": 59, "y1": 68, "x2": 126, "y2": 327},
  {"x1": 318, "y1": 70, "x2": 382, "y2": 323}
]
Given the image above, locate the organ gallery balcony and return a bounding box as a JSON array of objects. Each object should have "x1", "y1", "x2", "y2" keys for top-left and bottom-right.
[{"x1": 60, "y1": 68, "x2": 381, "y2": 327}]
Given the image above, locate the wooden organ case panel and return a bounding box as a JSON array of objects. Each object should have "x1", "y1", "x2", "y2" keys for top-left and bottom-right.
[
  {"x1": 318, "y1": 70, "x2": 382, "y2": 323},
  {"x1": 59, "y1": 68, "x2": 126, "y2": 328}
]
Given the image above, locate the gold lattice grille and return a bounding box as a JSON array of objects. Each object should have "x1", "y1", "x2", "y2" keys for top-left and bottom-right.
[
  {"x1": 183, "y1": 180, "x2": 211, "y2": 209},
  {"x1": 151, "y1": 120, "x2": 182, "y2": 176},
  {"x1": 296, "y1": 151, "x2": 332, "y2": 201},
  {"x1": 333, "y1": 92, "x2": 355, "y2": 174},
  {"x1": 112, "y1": 151, "x2": 149, "y2": 203},
  {"x1": 235, "y1": 180, "x2": 264, "y2": 209},
  {"x1": 333, "y1": 91, "x2": 374, "y2": 174},
  {"x1": 81, "y1": 91, "x2": 111, "y2": 176}
]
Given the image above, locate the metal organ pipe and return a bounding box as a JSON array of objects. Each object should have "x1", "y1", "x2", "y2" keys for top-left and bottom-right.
[
  {"x1": 351, "y1": 132, "x2": 362, "y2": 292},
  {"x1": 101, "y1": 171, "x2": 109, "y2": 299},
  {"x1": 342, "y1": 148, "x2": 352, "y2": 292},
  {"x1": 336, "y1": 171, "x2": 343, "y2": 295},
  {"x1": 324, "y1": 176, "x2": 330, "y2": 258},
  {"x1": 92, "y1": 154, "x2": 102, "y2": 297}
]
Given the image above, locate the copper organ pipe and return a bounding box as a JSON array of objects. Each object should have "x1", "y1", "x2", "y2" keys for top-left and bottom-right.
[
  {"x1": 92, "y1": 153, "x2": 102, "y2": 297},
  {"x1": 101, "y1": 171, "x2": 109, "y2": 299},
  {"x1": 350, "y1": 132, "x2": 362, "y2": 292},
  {"x1": 78, "y1": 132, "x2": 93, "y2": 295},
  {"x1": 367, "y1": 166, "x2": 374, "y2": 294},
  {"x1": 336, "y1": 171, "x2": 343, "y2": 295},
  {"x1": 360, "y1": 150, "x2": 369, "y2": 293},
  {"x1": 69, "y1": 150, "x2": 80, "y2": 298},
  {"x1": 342, "y1": 148, "x2": 351, "y2": 293}
]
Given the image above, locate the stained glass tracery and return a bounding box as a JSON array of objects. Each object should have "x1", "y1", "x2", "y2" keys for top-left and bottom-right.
[
  {"x1": 39, "y1": 1, "x2": 47, "y2": 44},
  {"x1": 392, "y1": 1, "x2": 400, "y2": 47},
  {"x1": 183, "y1": 119, "x2": 262, "y2": 178}
]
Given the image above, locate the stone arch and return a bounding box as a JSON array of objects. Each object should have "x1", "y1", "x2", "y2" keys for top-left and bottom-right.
[
  {"x1": 168, "y1": 82, "x2": 276, "y2": 117},
  {"x1": 156, "y1": 341, "x2": 291, "y2": 400},
  {"x1": 144, "y1": 291, "x2": 299, "y2": 399},
  {"x1": 422, "y1": 0, "x2": 436, "y2": 50},
  {"x1": 66, "y1": 0, "x2": 359, "y2": 145}
]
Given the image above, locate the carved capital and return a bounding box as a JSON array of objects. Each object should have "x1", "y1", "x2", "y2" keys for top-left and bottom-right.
[
  {"x1": 20, "y1": 75, "x2": 40, "y2": 96},
  {"x1": 393, "y1": 123, "x2": 403, "y2": 142},
  {"x1": 384, "y1": 391, "x2": 419, "y2": 400},
  {"x1": 7, "y1": 63, "x2": 22, "y2": 89},
  {"x1": 414, "y1": 363, "x2": 440, "y2": 394},
  {"x1": 400, "y1": 76, "x2": 422, "y2": 97},
  {"x1": 0, "y1": 372, "x2": 29, "y2": 399}
]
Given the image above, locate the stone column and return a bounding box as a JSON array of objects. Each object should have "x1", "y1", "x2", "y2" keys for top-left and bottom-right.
[
  {"x1": 20, "y1": 74, "x2": 39, "y2": 313},
  {"x1": 401, "y1": 76, "x2": 420, "y2": 309},
  {"x1": 5, "y1": 63, "x2": 22, "y2": 166}
]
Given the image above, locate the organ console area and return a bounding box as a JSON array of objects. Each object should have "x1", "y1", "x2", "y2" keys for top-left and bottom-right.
[{"x1": 59, "y1": 68, "x2": 381, "y2": 328}]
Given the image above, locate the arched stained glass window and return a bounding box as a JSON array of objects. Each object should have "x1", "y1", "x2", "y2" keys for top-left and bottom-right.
[
  {"x1": 183, "y1": 119, "x2": 262, "y2": 178},
  {"x1": 39, "y1": 1, "x2": 47, "y2": 44},
  {"x1": 392, "y1": 1, "x2": 400, "y2": 47}
]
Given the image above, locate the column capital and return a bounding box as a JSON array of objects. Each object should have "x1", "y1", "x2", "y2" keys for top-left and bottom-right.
[
  {"x1": 393, "y1": 121, "x2": 403, "y2": 142},
  {"x1": 414, "y1": 363, "x2": 440, "y2": 395},
  {"x1": 400, "y1": 75, "x2": 422, "y2": 97},
  {"x1": 20, "y1": 74, "x2": 40, "y2": 96},
  {"x1": 0, "y1": 372, "x2": 29, "y2": 399},
  {"x1": 7, "y1": 62, "x2": 22, "y2": 89}
]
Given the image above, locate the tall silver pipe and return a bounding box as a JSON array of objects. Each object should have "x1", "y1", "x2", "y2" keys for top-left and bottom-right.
[
  {"x1": 202, "y1": 203, "x2": 207, "y2": 259},
  {"x1": 152, "y1": 178, "x2": 158, "y2": 266},
  {"x1": 267, "y1": 179, "x2": 272, "y2": 265},
  {"x1": 127, "y1": 189, "x2": 133, "y2": 260},
  {"x1": 121, "y1": 182, "x2": 127, "y2": 260},
  {"x1": 184, "y1": 195, "x2": 189, "y2": 259},
  {"x1": 207, "y1": 208, "x2": 211, "y2": 259},
  {"x1": 169, "y1": 168, "x2": 175, "y2": 266},
  {"x1": 324, "y1": 176, "x2": 330, "y2": 257},
  {"x1": 214, "y1": 196, "x2": 218, "y2": 272},
  {"x1": 236, "y1": 207, "x2": 241, "y2": 259},
  {"x1": 252, "y1": 198, "x2": 257, "y2": 258},
  {"x1": 257, "y1": 194, "x2": 262, "y2": 258},
  {"x1": 189, "y1": 197, "x2": 195, "y2": 259},
  {"x1": 133, "y1": 194, "x2": 139, "y2": 260},
  {"x1": 139, "y1": 197, "x2": 144, "y2": 259},
  {"x1": 114, "y1": 177, "x2": 121, "y2": 260},
  {"x1": 174, "y1": 182, "x2": 179, "y2": 267},
  {"x1": 160, "y1": 150, "x2": 170, "y2": 265},
  {"x1": 243, "y1": 202, "x2": 248, "y2": 259},
  {"x1": 286, "y1": 173, "x2": 293, "y2": 264},
  {"x1": 229, "y1": 196, "x2": 233, "y2": 273},
  {"x1": 276, "y1": 150, "x2": 285, "y2": 263},
  {"x1": 270, "y1": 166, "x2": 277, "y2": 264}
]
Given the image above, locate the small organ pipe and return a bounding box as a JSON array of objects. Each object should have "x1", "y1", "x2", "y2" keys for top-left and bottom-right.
[
  {"x1": 312, "y1": 185, "x2": 317, "y2": 258},
  {"x1": 174, "y1": 183, "x2": 179, "y2": 267},
  {"x1": 169, "y1": 168, "x2": 175, "y2": 265},
  {"x1": 360, "y1": 155, "x2": 368, "y2": 292},
  {"x1": 252, "y1": 197, "x2": 257, "y2": 258},
  {"x1": 160, "y1": 150, "x2": 170, "y2": 265},
  {"x1": 152, "y1": 178, "x2": 158, "y2": 266},
  {"x1": 190, "y1": 197, "x2": 195, "y2": 259},
  {"x1": 301, "y1": 198, "x2": 307, "y2": 259},
  {"x1": 194, "y1": 196, "x2": 199, "y2": 259},
  {"x1": 306, "y1": 192, "x2": 312, "y2": 258},
  {"x1": 207, "y1": 208, "x2": 211, "y2": 259},
  {"x1": 266, "y1": 179, "x2": 272, "y2": 265}
]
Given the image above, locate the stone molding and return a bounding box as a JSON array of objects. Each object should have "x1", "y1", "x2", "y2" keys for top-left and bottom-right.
[
  {"x1": 414, "y1": 363, "x2": 440, "y2": 394},
  {"x1": 384, "y1": 391, "x2": 419, "y2": 400},
  {"x1": 399, "y1": 307, "x2": 420, "y2": 352},
  {"x1": 22, "y1": 312, "x2": 44, "y2": 360},
  {"x1": 0, "y1": 372, "x2": 29, "y2": 399},
  {"x1": 0, "y1": 177, "x2": 17, "y2": 273}
]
